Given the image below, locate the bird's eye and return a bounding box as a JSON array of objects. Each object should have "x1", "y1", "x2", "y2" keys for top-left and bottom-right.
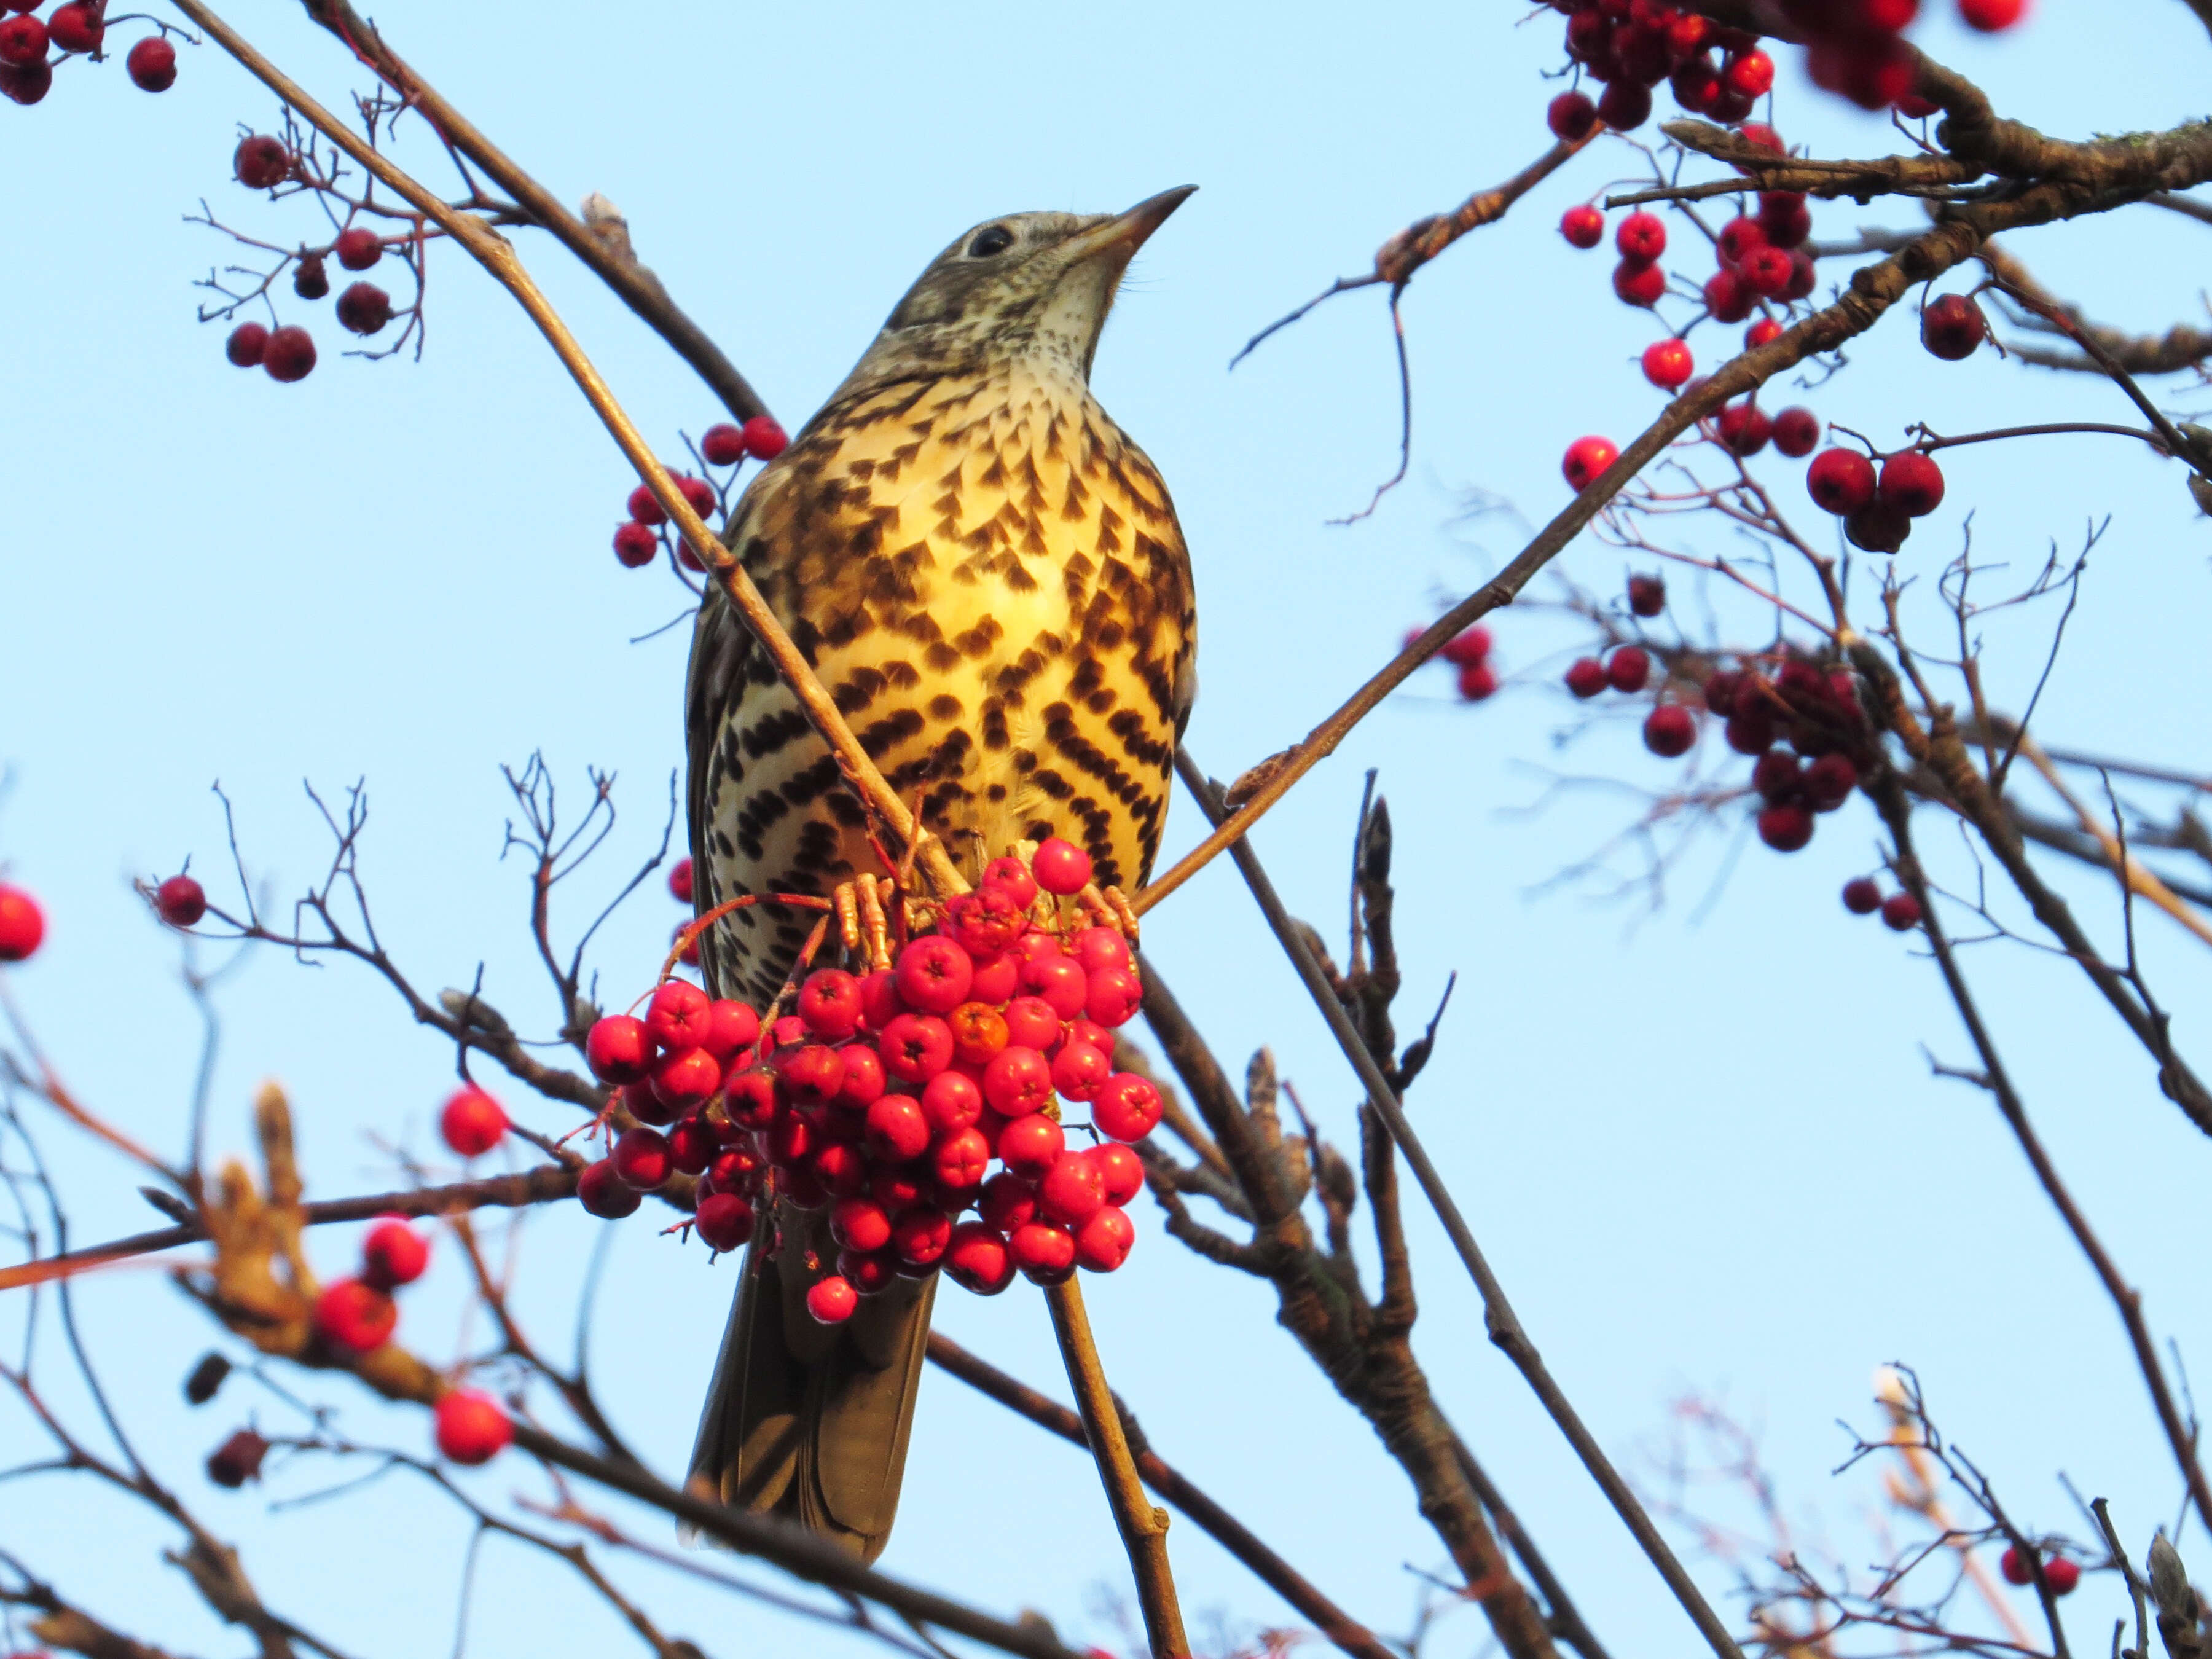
[{"x1": 967, "y1": 226, "x2": 1014, "y2": 258}]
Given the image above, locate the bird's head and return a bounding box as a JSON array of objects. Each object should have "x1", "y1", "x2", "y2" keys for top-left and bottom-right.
[{"x1": 839, "y1": 186, "x2": 1194, "y2": 396}]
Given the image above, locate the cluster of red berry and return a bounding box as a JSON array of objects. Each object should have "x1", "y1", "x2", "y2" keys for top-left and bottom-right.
[
  {"x1": 581, "y1": 840, "x2": 1160, "y2": 1325},
  {"x1": 0, "y1": 1, "x2": 175, "y2": 106},
  {"x1": 1841, "y1": 876, "x2": 1924, "y2": 930},
  {"x1": 610, "y1": 418, "x2": 791, "y2": 571},
  {"x1": 1783, "y1": 0, "x2": 2026, "y2": 113},
  {"x1": 1406, "y1": 623, "x2": 1497, "y2": 704},
  {"x1": 1543, "y1": 2, "x2": 1773, "y2": 136},
  {"x1": 1999, "y1": 1543, "x2": 2080, "y2": 1596}
]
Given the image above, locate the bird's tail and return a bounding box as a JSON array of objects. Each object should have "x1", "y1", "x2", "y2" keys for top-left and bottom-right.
[{"x1": 686, "y1": 1200, "x2": 935, "y2": 1563}]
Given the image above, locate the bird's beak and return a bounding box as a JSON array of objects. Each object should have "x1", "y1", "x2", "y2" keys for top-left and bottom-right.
[{"x1": 1063, "y1": 185, "x2": 1197, "y2": 264}]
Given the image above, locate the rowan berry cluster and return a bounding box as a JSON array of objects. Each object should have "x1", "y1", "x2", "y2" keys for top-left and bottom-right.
[
  {"x1": 1407, "y1": 623, "x2": 1497, "y2": 703},
  {"x1": 1542, "y1": 2, "x2": 1773, "y2": 138},
  {"x1": 581, "y1": 840, "x2": 1159, "y2": 1325},
  {"x1": 608, "y1": 417, "x2": 791, "y2": 571},
  {"x1": 0, "y1": 1, "x2": 178, "y2": 107}
]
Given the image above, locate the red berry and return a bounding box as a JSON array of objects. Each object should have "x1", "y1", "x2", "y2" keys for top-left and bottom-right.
[
  {"x1": 47, "y1": 3, "x2": 101, "y2": 52},
  {"x1": 700, "y1": 423, "x2": 748, "y2": 467},
  {"x1": 1999, "y1": 1545, "x2": 2033, "y2": 1586},
  {"x1": 1758, "y1": 191, "x2": 1811, "y2": 249},
  {"x1": 830, "y1": 1196, "x2": 893, "y2": 1254},
  {"x1": 1736, "y1": 122, "x2": 1785, "y2": 155},
  {"x1": 1612, "y1": 257, "x2": 1667, "y2": 308},
  {"x1": 577, "y1": 1158, "x2": 640, "y2": 1218},
  {"x1": 1091, "y1": 1143, "x2": 1143, "y2": 1208},
  {"x1": 1882, "y1": 892, "x2": 1924, "y2": 931},
  {"x1": 877, "y1": 1012, "x2": 954, "y2": 1083},
  {"x1": 1564, "y1": 657, "x2": 1609, "y2": 699},
  {"x1": 1879, "y1": 452, "x2": 1945, "y2": 517},
  {"x1": 1752, "y1": 746, "x2": 1802, "y2": 804},
  {"x1": 225, "y1": 323, "x2": 269, "y2": 368},
  {"x1": 978, "y1": 1171, "x2": 1037, "y2": 1234},
  {"x1": 1615, "y1": 212, "x2": 1666, "y2": 262},
  {"x1": 1717, "y1": 400, "x2": 1771, "y2": 456},
  {"x1": 0, "y1": 11, "x2": 40, "y2": 62},
  {"x1": 668, "y1": 1116, "x2": 716, "y2": 1174},
  {"x1": 641, "y1": 979, "x2": 710, "y2": 1053},
  {"x1": 1642, "y1": 338, "x2": 1693, "y2": 390},
  {"x1": 1724, "y1": 48, "x2": 1773, "y2": 98},
  {"x1": 2044, "y1": 1556, "x2": 2080, "y2": 1596},
  {"x1": 1449, "y1": 662, "x2": 1494, "y2": 702},
  {"x1": 0, "y1": 55, "x2": 50, "y2": 101},
  {"x1": 1032, "y1": 837, "x2": 1092, "y2": 896},
  {"x1": 1075, "y1": 1206, "x2": 1135, "y2": 1273},
  {"x1": 1440, "y1": 624, "x2": 1492, "y2": 667},
  {"x1": 1092, "y1": 1073, "x2": 1164, "y2": 1143},
  {"x1": 1781, "y1": 248, "x2": 1818, "y2": 302},
  {"x1": 1703, "y1": 266, "x2": 1752, "y2": 323},
  {"x1": 261, "y1": 326, "x2": 316, "y2": 383},
  {"x1": 944, "y1": 1220, "x2": 1016, "y2": 1294},
  {"x1": 1921, "y1": 292, "x2": 1986, "y2": 361},
  {"x1": 1643, "y1": 705, "x2": 1695, "y2": 757},
  {"x1": 981, "y1": 855, "x2": 1040, "y2": 909},
  {"x1": 1842, "y1": 878, "x2": 1882, "y2": 914},
  {"x1": 434, "y1": 1389, "x2": 512, "y2": 1464},
  {"x1": 1078, "y1": 961, "x2": 1141, "y2": 1027},
  {"x1": 439, "y1": 1086, "x2": 507, "y2": 1157},
  {"x1": 1958, "y1": 0, "x2": 2025, "y2": 30},
  {"x1": 626, "y1": 482, "x2": 667, "y2": 525},
  {"x1": 863, "y1": 1093, "x2": 933, "y2": 1164},
  {"x1": 1803, "y1": 753, "x2": 1858, "y2": 810},
  {"x1": 1561, "y1": 205, "x2": 1606, "y2": 249},
  {"x1": 1846, "y1": 499, "x2": 1912, "y2": 554},
  {"x1": 125, "y1": 34, "x2": 176, "y2": 90},
  {"x1": 1607, "y1": 645, "x2": 1650, "y2": 693},
  {"x1": 896, "y1": 935, "x2": 974, "y2": 1014},
  {"x1": 1717, "y1": 216, "x2": 1765, "y2": 265},
  {"x1": 1008, "y1": 1218, "x2": 1077, "y2": 1276},
  {"x1": 674, "y1": 474, "x2": 716, "y2": 517},
  {"x1": 1628, "y1": 574, "x2": 1666, "y2": 616},
  {"x1": 1038, "y1": 1149, "x2": 1107, "y2": 1226},
  {"x1": 997, "y1": 1112, "x2": 1065, "y2": 1180},
  {"x1": 361, "y1": 1217, "x2": 429, "y2": 1289},
  {"x1": 1740, "y1": 245, "x2": 1795, "y2": 299},
  {"x1": 1771, "y1": 406, "x2": 1820, "y2": 457},
  {"x1": 206, "y1": 1427, "x2": 269, "y2": 1488},
  {"x1": 1563, "y1": 436, "x2": 1619, "y2": 492},
  {"x1": 315, "y1": 1278, "x2": 396, "y2": 1352},
  {"x1": 794, "y1": 968, "x2": 861, "y2": 1041},
  {"x1": 1806, "y1": 448, "x2": 1877, "y2": 514},
  {"x1": 1671, "y1": 53, "x2": 1719, "y2": 114},
  {"x1": 1596, "y1": 78, "x2": 1651, "y2": 130},
  {"x1": 693, "y1": 1190, "x2": 755, "y2": 1252},
  {"x1": 777, "y1": 1044, "x2": 845, "y2": 1108},
  {"x1": 1703, "y1": 670, "x2": 1741, "y2": 716},
  {"x1": 1757, "y1": 802, "x2": 1814, "y2": 852},
  {"x1": 889, "y1": 1206, "x2": 952, "y2": 1269},
  {"x1": 1897, "y1": 92, "x2": 1940, "y2": 119},
  {"x1": 155, "y1": 873, "x2": 208, "y2": 926},
  {"x1": 1706, "y1": 85, "x2": 1755, "y2": 124},
  {"x1": 703, "y1": 998, "x2": 760, "y2": 1059},
  {"x1": 336, "y1": 281, "x2": 391, "y2": 336},
  {"x1": 657, "y1": 857, "x2": 692, "y2": 908},
  {"x1": 742, "y1": 415, "x2": 789, "y2": 460},
  {"x1": 233, "y1": 135, "x2": 290, "y2": 190},
  {"x1": 586, "y1": 1013, "x2": 654, "y2": 1084},
  {"x1": 293, "y1": 255, "x2": 330, "y2": 300},
  {"x1": 334, "y1": 227, "x2": 382, "y2": 271},
  {"x1": 1547, "y1": 90, "x2": 1599, "y2": 141},
  {"x1": 613, "y1": 1126, "x2": 671, "y2": 1190},
  {"x1": 931, "y1": 1124, "x2": 991, "y2": 1191}
]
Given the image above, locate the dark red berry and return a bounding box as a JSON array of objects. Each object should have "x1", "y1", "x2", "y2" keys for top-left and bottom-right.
[
  {"x1": 1615, "y1": 211, "x2": 1666, "y2": 262},
  {"x1": 1740, "y1": 244, "x2": 1795, "y2": 298},
  {"x1": 1724, "y1": 48, "x2": 1773, "y2": 97},
  {"x1": 1704, "y1": 267, "x2": 1752, "y2": 323},
  {"x1": 1757, "y1": 802, "x2": 1814, "y2": 852},
  {"x1": 1803, "y1": 753, "x2": 1858, "y2": 810},
  {"x1": 2044, "y1": 1556, "x2": 2081, "y2": 1596},
  {"x1": 1879, "y1": 451, "x2": 1945, "y2": 516},
  {"x1": 1607, "y1": 645, "x2": 1650, "y2": 693},
  {"x1": 1671, "y1": 53, "x2": 1720, "y2": 111},
  {"x1": 1564, "y1": 657, "x2": 1609, "y2": 699},
  {"x1": 1628, "y1": 574, "x2": 1665, "y2": 616},
  {"x1": 1758, "y1": 190, "x2": 1812, "y2": 248},
  {"x1": 361, "y1": 1216, "x2": 429, "y2": 1289},
  {"x1": 1921, "y1": 292, "x2": 1986, "y2": 360},
  {"x1": 336, "y1": 282, "x2": 391, "y2": 335},
  {"x1": 1846, "y1": 498, "x2": 1912, "y2": 554},
  {"x1": 233, "y1": 135, "x2": 291, "y2": 190},
  {"x1": 0, "y1": 13, "x2": 44, "y2": 65},
  {"x1": 292, "y1": 255, "x2": 330, "y2": 300},
  {"x1": 1456, "y1": 662, "x2": 1498, "y2": 702},
  {"x1": 1960, "y1": 0, "x2": 2026, "y2": 32},
  {"x1": 694, "y1": 1191, "x2": 755, "y2": 1252},
  {"x1": 701, "y1": 423, "x2": 747, "y2": 467},
  {"x1": 1771, "y1": 406, "x2": 1820, "y2": 457},
  {"x1": 1806, "y1": 448, "x2": 1877, "y2": 515},
  {"x1": 157, "y1": 874, "x2": 208, "y2": 926},
  {"x1": 126, "y1": 35, "x2": 176, "y2": 90},
  {"x1": 1643, "y1": 705, "x2": 1695, "y2": 756},
  {"x1": 206, "y1": 1427, "x2": 269, "y2": 1487},
  {"x1": 1561, "y1": 205, "x2": 1606, "y2": 249},
  {"x1": 613, "y1": 522, "x2": 657, "y2": 567},
  {"x1": 1752, "y1": 747, "x2": 1802, "y2": 802},
  {"x1": 1613, "y1": 257, "x2": 1668, "y2": 308},
  {"x1": 47, "y1": 4, "x2": 101, "y2": 53},
  {"x1": 1547, "y1": 90, "x2": 1599, "y2": 141},
  {"x1": 742, "y1": 416, "x2": 789, "y2": 460},
  {"x1": 1717, "y1": 400, "x2": 1770, "y2": 456},
  {"x1": 1717, "y1": 216, "x2": 1765, "y2": 265},
  {"x1": 334, "y1": 227, "x2": 382, "y2": 271},
  {"x1": 262, "y1": 326, "x2": 316, "y2": 383},
  {"x1": 578, "y1": 1158, "x2": 641, "y2": 1218},
  {"x1": 1597, "y1": 79, "x2": 1652, "y2": 130},
  {"x1": 225, "y1": 323, "x2": 269, "y2": 368},
  {"x1": 627, "y1": 483, "x2": 667, "y2": 526},
  {"x1": 1563, "y1": 436, "x2": 1619, "y2": 491},
  {"x1": 1842, "y1": 877, "x2": 1882, "y2": 915},
  {"x1": 1881, "y1": 892, "x2": 1924, "y2": 931}
]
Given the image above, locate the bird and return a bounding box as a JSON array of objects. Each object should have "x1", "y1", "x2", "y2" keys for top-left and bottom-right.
[{"x1": 682, "y1": 188, "x2": 1199, "y2": 1562}]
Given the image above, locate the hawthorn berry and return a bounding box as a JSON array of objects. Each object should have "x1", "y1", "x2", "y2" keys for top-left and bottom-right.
[
  {"x1": 1703, "y1": 669, "x2": 1741, "y2": 715},
  {"x1": 0, "y1": 13, "x2": 45, "y2": 65},
  {"x1": 1921, "y1": 292, "x2": 1986, "y2": 360},
  {"x1": 1643, "y1": 705, "x2": 1695, "y2": 756},
  {"x1": 225, "y1": 323, "x2": 269, "y2": 368},
  {"x1": 1597, "y1": 78, "x2": 1652, "y2": 130},
  {"x1": 0, "y1": 56, "x2": 51, "y2": 102},
  {"x1": 1959, "y1": 0, "x2": 2025, "y2": 30},
  {"x1": 0, "y1": 885, "x2": 42, "y2": 962},
  {"x1": 693, "y1": 1191, "x2": 755, "y2": 1252},
  {"x1": 136, "y1": 866, "x2": 202, "y2": 933},
  {"x1": 262, "y1": 326, "x2": 317, "y2": 382},
  {"x1": 1616, "y1": 211, "x2": 1666, "y2": 262},
  {"x1": 361, "y1": 1217, "x2": 429, "y2": 1289},
  {"x1": 126, "y1": 35, "x2": 177, "y2": 90},
  {"x1": 1628, "y1": 573, "x2": 1665, "y2": 616},
  {"x1": 2044, "y1": 1556, "x2": 2081, "y2": 1596},
  {"x1": 1704, "y1": 267, "x2": 1753, "y2": 323},
  {"x1": 434, "y1": 1389, "x2": 512, "y2": 1464},
  {"x1": 1842, "y1": 877, "x2": 1883, "y2": 915},
  {"x1": 1613, "y1": 257, "x2": 1668, "y2": 308},
  {"x1": 1752, "y1": 747, "x2": 1802, "y2": 802},
  {"x1": 1744, "y1": 316, "x2": 1783, "y2": 350},
  {"x1": 1738, "y1": 122, "x2": 1786, "y2": 155},
  {"x1": 1724, "y1": 47, "x2": 1773, "y2": 98},
  {"x1": 1562, "y1": 435, "x2": 1618, "y2": 491},
  {"x1": 1456, "y1": 662, "x2": 1499, "y2": 702},
  {"x1": 1878, "y1": 451, "x2": 1945, "y2": 516},
  {"x1": 439, "y1": 1086, "x2": 507, "y2": 1157},
  {"x1": 1561, "y1": 205, "x2": 1605, "y2": 249},
  {"x1": 1717, "y1": 400, "x2": 1771, "y2": 455},
  {"x1": 806, "y1": 1274, "x2": 858, "y2": 1324},
  {"x1": 1671, "y1": 54, "x2": 1719, "y2": 111},
  {"x1": 315, "y1": 1278, "x2": 397, "y2": 1352},
  {"x1": 1803, "y1": 753, "x2": 1857, "y2": 811},
  {"x1": 611, "y1": 521, "x2": 657, "y2": 568},
  {"x1": 1806, "y1": 448, "x2": 1877, "y2": 514},
  {"x1": 206, "y1": 1427, "x2": 269, "y2": 1488},
  {"x1": 627, "y1": 482, "x2": 668, "y2": 526},
  {"x1": 1547, "y1": 91, "x2": 1599, "y2": 143},
  {"x1": 1999, "y1": 1545, "x2": 2034, "y2": 1586},
  {"x1": 742, "y1": 415, "x2": 790, "y2": 460},
  {"x1": 1897, "y1": 92, "x2": 1940, "y2": 119},
  {"x1": 1642, "y1": 337, "x2": 1693, "y2": 390},
  {"x1": 1881, "y1": 892, "x2": 1924, "y2": 931},
  {"x1": 1740, "y1": 244, "x2": 1795, "y2": 299},
  {"x1": 1707, "y1": 85, "x2": 1756, "y2": 124},
  {"x1": 47, "y1": 4, "x2": 101, "y2": 53},
  {"x1": 336, "y1": 281, "x2": 391, "y2": 335},
  {"x1": 578, "y1": 1158, "x2": 641, "y2": 1218},
  {"x1": 1564, "y1": 657, "x2": 1609, "y2": 699},
  {"x1": 233, "y1": 135, "x2": 290, "y2": 190},
  {"x1": 1441, "y1": 623, "x2": 1492, "y2": 666},
  {"x1": 692, "y1": 423, "x2": 745, "y2": 469},
  {"x1": 1757, "y1": 802, "x2": 1814, "y2": 852},
  {"x1": 1607, "y1": 645, "x2": 1651, "y2": 693},
  {"x1": 1758, "y1": 191, "x2": 1812, "y2": 249},
  {"x1": 1846, "y1": 498, "x2": 1911, "y2": 552},
  {"x1": 1032, "y1": 837, "x2": 1093, "y2": 896},
  {"x1": 1771, "y1": 406, "x2": 1820, "y2": 457},
  {"x1": 1717, "y1": 215, "x2": 1765, "y2": 265},
  {"x1": 293, "y1": 254, "x2": 330, "y2": 300}
]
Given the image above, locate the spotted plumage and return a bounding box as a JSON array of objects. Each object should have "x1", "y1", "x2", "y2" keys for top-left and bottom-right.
[{"x1": 684, "y1": 190, "x2": 1197, "y2": 1561}]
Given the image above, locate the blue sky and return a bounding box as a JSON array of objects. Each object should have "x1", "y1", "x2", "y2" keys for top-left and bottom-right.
[{"x1": 7, "y1": 2, "x2": 2212, "y2": 1655}]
